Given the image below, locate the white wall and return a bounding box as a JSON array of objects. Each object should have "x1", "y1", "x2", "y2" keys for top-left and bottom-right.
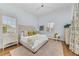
[
  {"x1": 0, "y1": 4, "x2": 38, "y2": 48},
  {"x1": 0, "y1": 4, "x2": 38, "y2": 28},
  {"x1": 38, "y1": 5, "x2": 73, "y2": 41}
]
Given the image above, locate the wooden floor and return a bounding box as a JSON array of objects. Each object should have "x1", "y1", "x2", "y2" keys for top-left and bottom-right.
[
  {"x1": 0, "y1": 44, "x2": 21, "y2": 56},
  {"x1": 0, "y1": 41, "x2": 77, "y2": 56},
  {"x1": 62, "y1": 42, "x2": 77, "y2": 56}
]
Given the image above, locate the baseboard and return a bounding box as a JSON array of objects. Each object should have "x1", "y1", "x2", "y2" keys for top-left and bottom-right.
[{"x1": 49, "y1": 38, "x2": 64, "y2": 42}]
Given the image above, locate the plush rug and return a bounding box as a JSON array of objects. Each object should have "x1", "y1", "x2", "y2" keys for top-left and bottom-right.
[{"x1": 10, "y1": 40, "x2": 64, "y2": 56}]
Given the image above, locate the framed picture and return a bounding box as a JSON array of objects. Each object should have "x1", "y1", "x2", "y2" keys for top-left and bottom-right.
[{"x1": 39, "y1": 25, "x2": 44, "y2": 31}]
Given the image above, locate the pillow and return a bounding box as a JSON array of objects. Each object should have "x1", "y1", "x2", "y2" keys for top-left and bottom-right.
[
  {"x1": 28, "y1": 31, "x2": 37, "y2": 36},
  {"x1": 33, "y1": 31, "x2": 37, "y2": 35},
  {"x1": 23, "y1": 30, "x2": 37, "y2": 36},
  {"x1": 22, "y1": 30, "x2": 28, "y2": 36},
  {"x1": 28, "y1": 31, "x2": 33, "y2": 36}
]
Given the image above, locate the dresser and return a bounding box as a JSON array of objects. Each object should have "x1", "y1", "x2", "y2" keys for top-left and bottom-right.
[
  {"x1": 64, "y1": 28, "x2": 70, "y2": 45},
  {"x1": 0, "y1": 15, "x2": 18, "y2": 50}
]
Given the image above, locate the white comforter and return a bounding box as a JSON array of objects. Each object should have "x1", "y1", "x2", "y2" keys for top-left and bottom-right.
[
  {"x1": 32, "y1": 34, "x2": 48, "y2": 49},
  {"x1": 20, "y1": 34, "x2": 48, "y2": 52}
]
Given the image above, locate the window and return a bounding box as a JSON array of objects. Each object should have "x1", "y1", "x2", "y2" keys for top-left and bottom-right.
[
  {"x1": 2, "y1": 16, "x2": 16, "y2": 28},
  {"x1": 46, "y1": 22, "x2": 55, "y2": 32},
  {"x1": 2, "y1": 16, "x2": 16, "y2": 33}
]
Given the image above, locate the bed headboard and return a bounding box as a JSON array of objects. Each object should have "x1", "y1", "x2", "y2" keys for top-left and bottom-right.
[{"x1": 18, "y1": 25, "x2": 37, "y2": 35}]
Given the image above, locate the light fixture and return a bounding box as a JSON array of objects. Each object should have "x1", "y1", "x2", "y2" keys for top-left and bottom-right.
[
  {"x1": 41, "y1": 4, "x2": 44, "y2": 7},
  {"x1": 36, "y1": 3, "x2": 51, "y2": 11}
]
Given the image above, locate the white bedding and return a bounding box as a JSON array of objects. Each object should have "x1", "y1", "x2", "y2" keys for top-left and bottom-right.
[{"x1": 20, "y1": 34, "x2": 48, "y2": 53}]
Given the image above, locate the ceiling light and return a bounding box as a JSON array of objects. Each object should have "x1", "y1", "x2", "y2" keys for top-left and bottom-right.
[{"x1": 41, "y1": 4, "x2": 44, "y2": 7}]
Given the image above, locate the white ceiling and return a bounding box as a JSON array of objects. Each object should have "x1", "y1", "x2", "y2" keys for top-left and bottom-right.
[{"x1": 2, "y1": 3, "x2": 73, "y2": 16}]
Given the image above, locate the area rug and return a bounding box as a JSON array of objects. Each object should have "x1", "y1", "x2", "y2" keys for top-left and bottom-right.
[{"x1": 10, "y1": 40, "x2": 64, "y2": 56}]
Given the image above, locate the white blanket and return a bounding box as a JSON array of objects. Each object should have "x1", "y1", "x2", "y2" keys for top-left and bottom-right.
[
  {"x1": 32, "y1": 34, "x2": 48, "y2": 49},
  {"x1": 20, "y1": 34, "x2": 48, "y2": 50}
]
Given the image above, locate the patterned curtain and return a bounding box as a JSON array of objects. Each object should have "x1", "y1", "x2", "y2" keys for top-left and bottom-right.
[{"x1": 69, "y1": 3, "x2": 79, "y2": 55}]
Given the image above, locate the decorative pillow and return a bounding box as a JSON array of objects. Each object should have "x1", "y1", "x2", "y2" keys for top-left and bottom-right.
[
  {"x1": 23, "y1": 30, "x2": 37, "y2": 36},
  {"x1": 33, "y1": 31, "x2": 37, "y2": 35},
  {"x1": 28, "y1": 31, "x2": 33, "y2": 36}
]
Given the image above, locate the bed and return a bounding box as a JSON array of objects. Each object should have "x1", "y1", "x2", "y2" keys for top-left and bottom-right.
[{"x1": 20, "y1": 34, "x2": 48, "y2": 53}]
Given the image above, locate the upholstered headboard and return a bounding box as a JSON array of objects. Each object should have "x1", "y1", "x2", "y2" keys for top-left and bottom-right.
[{"x1": 18, "y1": 25, "x2": 37, "y2": 35}]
